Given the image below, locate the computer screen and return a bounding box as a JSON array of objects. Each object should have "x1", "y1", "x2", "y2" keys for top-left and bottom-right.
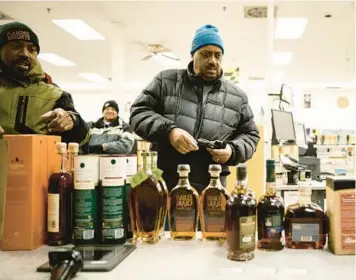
[
  {"x1": 280, "y1": 84, "x2": 293, "y2": 104},
  {"x1": 295, "y1": 123, "x2": 307, "y2": 148},
  {"x1": 271, "y1": 109, "x2": 296, "y2": 142}
]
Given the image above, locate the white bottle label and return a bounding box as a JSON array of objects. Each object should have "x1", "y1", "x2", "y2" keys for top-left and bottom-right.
[{"x1": 48, "y1": 193, "x2": 59, "y2": 233}]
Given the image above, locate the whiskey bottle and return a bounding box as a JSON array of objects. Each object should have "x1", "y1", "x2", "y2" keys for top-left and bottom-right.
[
  {"x1": 234, "y1": 163, "x2": 254, "y2": 198},
  {"x1": 47, "y1": 143, "x2": 73, "y2": 246},
  {"x1": 73, "y1": 156, "x2": 98, "y2": 244},
  {"x1": 168, "y1": 164, "x2": 199, "y2": 240},
  {"x1": 151, "y1": 151, "x2": 168, "y2": 236},
  {"x1": 200, "y1": 164, "x2": 229, "y2": 241},
  {"x1": 257, "y1": 159, "x2": 284, "y2": 251},
  {"x1": 129, "y1": 152, "x2": 164, "y2": 244},
  {"x1": 226, "y1": 164, "x2": 257, "y2": 261},
  {"x1": 285, "y1": 186, "x2": 327, "y2": 249},
  {"x1": 125, "y1": 154, "x2": 137, "y2": 241}
]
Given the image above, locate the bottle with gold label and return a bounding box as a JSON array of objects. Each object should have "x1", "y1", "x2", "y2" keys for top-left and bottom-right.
[
  {"x1": 129, "y1": 152, "x2": 164, "y2": 244},
  {"x1": 168, "y1": 164, "x2": 199, "y2": 240},
  {"x1": 151, "y1": 151, "x2": 168, "y2": 237},
  {"x1": 226, "y1": 164, "x2": 257, "y2": 261},
  {"x1": 257, "y1": 159, "x2": 285, "y2": 251},
  {"x1": 200, "y1": 164, "x2": 229, "y2": 241}
]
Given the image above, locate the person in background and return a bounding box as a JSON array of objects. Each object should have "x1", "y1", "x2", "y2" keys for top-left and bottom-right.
[
  {"x1": 130, "y1": 24, "x2": 260, "y2": 193},
  {"x1": 88, "y1": 100, "x2": 135, "y2": 154},
  {"x1": 0, "y1": 22, "x2": 89, "y2": 146}
]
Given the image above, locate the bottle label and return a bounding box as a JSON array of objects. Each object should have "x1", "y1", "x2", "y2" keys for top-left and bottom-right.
[
  {"x1": 73, "y1": 189, "x2": 97, "y2": 241},
  {"x1": 175, "y1": 194, "x2": 196, "y2": 232},
  {"x1": 239, "y1": 216, "x2": 256, "y2": 249},
  {"x1": 264, "y1": 211, "x2": 283, "y2": 238},
  {"x1": 99, "y1": 157, "x2": 127, "y2": 181},
  {"x1": 129, "y1": 170, "x2": 148, "y2": 188},
  {"x1": 126, "y1": 156, "x2": 138, "y2": 177},
  {"x1": 206, "y1": 194, "x2": 226, "y2": 232},
  {"x1": 47, "y1": 193, "x2": 59, "y2": 233},
  {"x1": 102, "y1": 180, "x2": 125, "y2": 240},
  {"x1": 74, "y1": 156, "x2": 99, "y2": 187},
  {"x1": 291, "y1": 223, "x2": 320, "y2": 242},
  {"x1": 152, "y1": 168, "x2": 163, "y2": 181}
]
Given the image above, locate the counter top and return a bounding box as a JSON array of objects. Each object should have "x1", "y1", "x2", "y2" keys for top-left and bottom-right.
[{"x1": 0, "y1": 234, "x2": 354, "y2": 280}]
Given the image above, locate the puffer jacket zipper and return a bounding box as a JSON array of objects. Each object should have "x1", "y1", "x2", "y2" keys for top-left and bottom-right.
[{"x1": 193, "y1": 85, "x2": 208, "y2": 138}]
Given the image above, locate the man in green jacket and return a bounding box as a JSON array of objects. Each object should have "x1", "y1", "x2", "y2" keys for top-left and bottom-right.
[{"x1": 0, "y1": 22, "x2": 89, "y2": 146}]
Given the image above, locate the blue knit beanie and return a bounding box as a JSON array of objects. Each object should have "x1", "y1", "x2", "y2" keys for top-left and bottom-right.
[{"x1": 190, "y1": 24, "x2": 224, "y2": 55}]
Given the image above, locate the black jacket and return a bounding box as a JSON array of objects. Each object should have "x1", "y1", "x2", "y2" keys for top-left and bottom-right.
[
  {"x1": 130, "y1": 62, "x2": 260, "y2": 192},
  {"x1": 87, "y1": 117, "x2": 135, "y2": 154}
]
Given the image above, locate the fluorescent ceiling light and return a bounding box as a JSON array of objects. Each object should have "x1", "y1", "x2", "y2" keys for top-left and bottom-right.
[
  {"x1": 78, "y1": 73, "x2": 109, "y2": 83},
  {"x1": 275, "y1": 18, "x2": 308, "y2": 39},
  {"x1": 38, "y1": 53, "x2": 75, "y2": 66},
  {"x1": 52, "y1": 19, "x2": 105, "y2": 41},
  {"x1": 273, "y1": 52, "x2": 293, "y2": 65},
  {"x1": 57, "y1": 82, "x2": 112, "y2": 91}
]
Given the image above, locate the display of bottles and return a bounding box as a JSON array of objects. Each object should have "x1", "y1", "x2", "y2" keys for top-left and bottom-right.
[
  {"x1": 151, "y1": 151, "x2": 168, "y2": 236},
  {"x1": 226, "y1": 164, "x2": 257, "y2": 261},
  {"x1": 47, "y1": 142, "x2": 73, "y2": 246},
  {"x1": 200, "y1": 164, "x2": 229, "y2": 241},
  {"x1": 257, "y1": 159, "x2": 284, "y2": 251},
  {"x1": 129, "y1": 152, "x2": 165, "y2": 244},
  {"x1": 285, "y1": 185, "x2": 327, "y2": 249},
  {"x1": 168, "y1": 164, "x2": 199, "y2": 240},
  {"x1": 73, "y1": 156, "x2": 98, "y2": 244}
]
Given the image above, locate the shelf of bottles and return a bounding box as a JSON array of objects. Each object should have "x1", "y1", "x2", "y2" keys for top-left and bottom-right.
[{"x1": 46, "y1": 143, "x2": 353, "y2": 261}]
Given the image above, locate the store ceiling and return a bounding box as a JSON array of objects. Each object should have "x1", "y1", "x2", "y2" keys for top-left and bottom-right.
[{"x1": 0, "y1": 1, "x2": 355, "y2": 93}]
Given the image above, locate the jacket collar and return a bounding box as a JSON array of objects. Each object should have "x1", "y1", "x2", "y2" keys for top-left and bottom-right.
[
  {"x1": 92, "y1": 117, "x2": 123, "y2": 129},
  {"x1": 187, "y1": 61, "x2": 223, "y2": 88}
]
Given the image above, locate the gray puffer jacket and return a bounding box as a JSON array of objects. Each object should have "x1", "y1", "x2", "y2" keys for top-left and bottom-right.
[
  {"x1": 130, "y1": 62, "x2": 260, "y2": 192},
  {"x1": 88, "y1": 117, "x2": 134, "y2": 154}
]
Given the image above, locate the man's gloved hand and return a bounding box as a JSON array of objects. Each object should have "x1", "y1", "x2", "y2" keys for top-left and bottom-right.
[
  {"x1": 89, "y1": 144, "x2": 103, "y2": 154},
  {"x1": 168, "y1": 128, "x2": 199, "y2": 154}
]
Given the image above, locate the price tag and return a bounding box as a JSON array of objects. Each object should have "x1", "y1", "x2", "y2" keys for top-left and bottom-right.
[
  {"x1": 152, "y1": 168, "x2": 163, "y2": 181},
  {"x1": 129, "y1": 171, "x2": 148, "y2": 188}
]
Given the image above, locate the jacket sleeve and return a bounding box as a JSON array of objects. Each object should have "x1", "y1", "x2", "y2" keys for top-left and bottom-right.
[
  {"x1": 103, "y1": 122, "x2": 135, "y2": 154},
  {"x1": 129, "y1": 72, "x2": 177, "y2": 144},
  {"x1": 226, "y1": 93, "x2": 260, "y2": 166},
  {"x1": 53, "y1": 91, "x2": 90, "y2": 146}
]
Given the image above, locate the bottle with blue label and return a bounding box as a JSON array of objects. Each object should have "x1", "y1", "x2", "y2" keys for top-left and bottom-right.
[{"x1": 257, "y1": 159, "x2": 285, "y2": 251}]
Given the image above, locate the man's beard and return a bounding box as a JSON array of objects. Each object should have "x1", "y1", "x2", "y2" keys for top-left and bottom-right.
[{"x1": 0, "y1": 58, "x2": 31, "y2": 79}]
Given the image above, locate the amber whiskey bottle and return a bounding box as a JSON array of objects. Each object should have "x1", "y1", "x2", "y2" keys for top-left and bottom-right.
[
  {"x1": 200, "y1": 164, "x2": 229, "y2": 241},
  {"x1": 257, "y1": 159, "x2": 285, "y2": 251},
  {"x1": 129, "y1": 152, "x2": 164, "y2": 244},
  {"x1": 168, "y1": 164, "x2": 199, "y2": 240},
  {"x1": 151, "y1": 151, "x2": 168, "y2": 237},
  {"x1": 47, "y1": 143, "x2": 73, "y2": 246},
  {"x1": 285, "y1": 186, "x2": 327, "y2": 249},
  {"x1": 226, "y1": 164, "x2": 257, "y2": 261}
]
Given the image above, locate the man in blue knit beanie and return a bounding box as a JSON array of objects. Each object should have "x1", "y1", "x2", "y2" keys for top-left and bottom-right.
[{"x1": 130, "y1": 24, "x2": 259, "y2": 193}]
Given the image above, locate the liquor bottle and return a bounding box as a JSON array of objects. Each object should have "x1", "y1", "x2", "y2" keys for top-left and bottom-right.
[
  {"x1": 285, "y1": 186, "x2": 327, "y2": 249},
  {"x1": 73, "y1": 156, "x2": 98, "y2": 244},
  {"x1": 168, "y1": 164, "x2": 199, "y2": 240},
  {"x1": 47, "y1": 142, "x2": 73, "y2": 246},
  {"x1": 67, "y1": 143, "x2": 79, "y2": 176},
  {"x1": 235, "y1": 163, "x2": 254, "y2": 198},
  {"x1": 129, "y1": 152, "x2": 164, "y2": 244},
  {"x1": 200, "y1": 164, "x2": 229, "y2": 241},
  {"x1": 257, "y1": 159, "x2": 285, "y2": 251},
  {"x1": 226, "y1": 164, "x2": 257, "y2": 261},
  {"x1": 151, "y1": 151, "x2": 168, "y2": 237}
]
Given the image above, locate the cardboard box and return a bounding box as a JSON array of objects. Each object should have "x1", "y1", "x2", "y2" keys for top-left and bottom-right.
[
  {"x1": 0, "y1": 138, "x2": 8, "y2": 242},
  {"x1": 326, "y1": 176, "x2": 355, "y2": 255},
  {"x1": 1, "y1": 135, "x2": 61, "y2": 251}
]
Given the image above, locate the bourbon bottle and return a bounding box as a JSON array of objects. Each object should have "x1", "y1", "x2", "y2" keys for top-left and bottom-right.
[
  {"x1": 129, "y1": 152, "x2": 164, "y2": 244},
  {"x1": 200, "y1": 164, "x2": 229, "y2": 241},
  {"x1": 257, "y1": 159, "x2": 284, "y2": 251},
  {"x1": 47, "y1": 143, "x2": 73, "y2": 246},
  {"x1": 285, "y1": 186, "x2": 327, "y2": 249},
  {"x1": 226, "y1": 164, "x2": 257, "y2": 261},
  {"x1": 151, "y1": 151, "x2": 168, "y2": 236},
  {"x1": 168, "y1": 164, "x2": 199, "y2": 240}
]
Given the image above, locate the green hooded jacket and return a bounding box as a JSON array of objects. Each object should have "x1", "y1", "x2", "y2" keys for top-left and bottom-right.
[{"x1": 0, "y1": 60, "x2": 90, "y2": 146}]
